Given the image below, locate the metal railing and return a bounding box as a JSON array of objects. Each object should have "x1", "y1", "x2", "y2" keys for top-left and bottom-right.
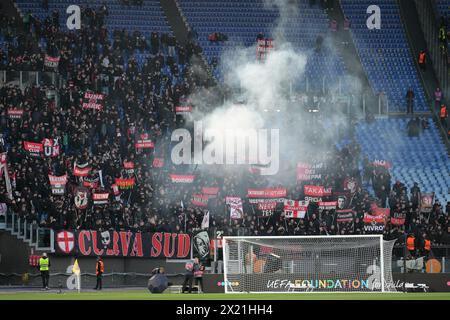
[
  {"x1": 0, "y1": 69, "x2": 401, "y2": 119},
  {"x1": 414, "y1": 0, "x2": 450, "y2": 111},
  {"x1": 2, "y1": 211, "x2": 54, "y2": 253},
  {"x1": 0, "y1": 70, "x2": 59, "y2": 90}
]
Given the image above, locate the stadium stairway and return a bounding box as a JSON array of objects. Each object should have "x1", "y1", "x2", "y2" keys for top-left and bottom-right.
[
  {"x1": 355, "y1": 117, "x2": 450, "y2": 206},
  {"x1": 340, "y1": 0, "x2": 429, "y2": 113},
  {"x1": 177, "y1": 0, "x2": 348, "y2": 90},
  {"x1": 325, "y1": 0, "x2": 378, "y2": 113},
  {"x1": 414, "y1": 0, "x2": 450, "y2": 150},
  {"x1": 0, "y1": 231, "x2": 35, "y2": 274},
  {"x1": 398, "y1": 0, "x2": 441, "y2": 108},
  {"x1": 161, "y1": 0, "x2": 216, "y2": 85}
]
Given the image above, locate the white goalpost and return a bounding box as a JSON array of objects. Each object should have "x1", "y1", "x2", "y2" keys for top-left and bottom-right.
[{"x1": 222, "y1": 235, "x2": 397, "y2": 293}]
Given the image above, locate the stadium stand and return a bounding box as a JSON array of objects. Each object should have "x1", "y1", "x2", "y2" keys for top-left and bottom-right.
[
  {"x1": 340, "y1": 0, "x2": 429, "y2": 112},
  {"x1": 14, "y1": 0, "x2": 174, "y2": 69},
  {"x1": 0, "y1": 1, "x2": 448, "y2": 250},
  {"x1": 178, "y1": 0, "x2": 348, "y2": 91},
  {"x1": 436, "y1": 0, "x2": 450, "y2": 21},
  {"x1": 355, "y1": 118, "x2": 450, "y2": 206}
]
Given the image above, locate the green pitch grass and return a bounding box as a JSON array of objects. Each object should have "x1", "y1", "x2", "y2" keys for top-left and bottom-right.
[{"x1": 0, "y1": 290, "x2": 450, "y2": 300}]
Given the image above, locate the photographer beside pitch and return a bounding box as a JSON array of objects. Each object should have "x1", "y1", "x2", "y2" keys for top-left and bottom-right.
[
  {"x1": 182, "y1": 257, "x2": 204, "y2": 293},
  {"x1": 182, "y1": 259, "x2": 194, "y2": 293},
  {"x1": 193, "y1": 257, "x2": 205, "y2": 293}
]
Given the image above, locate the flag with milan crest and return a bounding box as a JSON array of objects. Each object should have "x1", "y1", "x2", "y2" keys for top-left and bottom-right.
[
  {"x1": 56, "y1": 230, "x2": 75, "y2": 254},
  {"x1": 74, "y1": 186, "x2": 89, "y2": 209},
  {"x1": 226, "y1": 197, "x2": 243, "y2": 220}
]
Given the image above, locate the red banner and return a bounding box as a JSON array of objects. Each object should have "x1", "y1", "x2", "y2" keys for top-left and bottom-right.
[
  {"x1": 372, "y1": 159, "x2": 392, "y2": 169},
  {"x1": 390, "y1": 217, "x2": 405, "y2": 225},
  {"x1": 153, "y1": 158, "x2": 164, "y2": 168},
  {"x1": 123, "y1": 161, "x2": 134, "y2": 169},
  {"x1": 115, "y1": 178, "x2": 135, "y2": 189},
  {"x1": 372, "y1": 207, "x2": 390, "y2": 217},
  {"x1": 191, "y1": 194, "x2": 209, "y2": 207},
  {"x1": 363, "y1": 213, "x2": 386, "y2": 224},
  {"x1": 54, "y1": 230, "x2": 191, "y2": 259},
  {"x1": 318, "y1": 201, "x2": 337, "y2": 210},
  {"x1": 93, "y1": 193, "x2": 109, "y2": 205},
  {"x1": 74, "y1": 163, "x2": 91, "y2": 177},
  {"x1": 23, "y1": 141, "x2": 43, "y2": 156},
  {"x1": 304, "y1": 185, "x2": 332, "y2": 197},
  {"x1": 170, "y1": 174, "x2": 195, "y2": 183},
  {"x1": 390, "y1": 211, "x2": 406, "y2": 225},
  {"x1": 247, "y1": 188, "x2": 287, "y2": 198},
  {"x1": 83, "y1": 178, "x2": 99, "y2": 189},
  {"x1": 135, "y1": 133, "x2": 154, "y2": 149},
  {"x1": 175, "y1": 106, "x2": 192, "y2": 114},
  {"x1": 202, "y1": 187, "x2": 219, "y2": 197},
  {"x1": 7, "y1": 108, "x2": 24, "y2": 119}
]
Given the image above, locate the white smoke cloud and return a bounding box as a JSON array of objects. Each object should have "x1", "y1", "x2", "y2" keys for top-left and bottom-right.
[{"x1": 178, "y1": 0, "x2": 358, "y2": 180}]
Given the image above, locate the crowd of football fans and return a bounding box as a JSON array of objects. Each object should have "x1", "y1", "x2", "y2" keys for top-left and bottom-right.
[{"x1": 0, "y1": 5, "x2": 449, "y2": 250}]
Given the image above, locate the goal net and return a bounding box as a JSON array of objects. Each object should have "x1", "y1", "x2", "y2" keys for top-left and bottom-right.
[{"x1": 223, "y1": 235, "x2": 397, "y2": 293}]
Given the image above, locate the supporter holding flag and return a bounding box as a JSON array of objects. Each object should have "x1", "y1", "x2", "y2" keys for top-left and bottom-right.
[
  {"x1": 193, "y1": 257, "x2": 205, "y2": 293},
  {"x1": 182, "y1": 259, "x2": 194, "y2": 293}
]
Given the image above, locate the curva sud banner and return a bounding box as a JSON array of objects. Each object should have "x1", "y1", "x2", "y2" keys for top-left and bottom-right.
[{"x1": 54, "y1": 230, "x2": 191, "y2": 259}]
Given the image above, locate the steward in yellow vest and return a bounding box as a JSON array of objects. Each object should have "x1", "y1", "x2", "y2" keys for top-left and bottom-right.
[{"x1": 39, "y1": 253, "x2": 51, "y2": 290}]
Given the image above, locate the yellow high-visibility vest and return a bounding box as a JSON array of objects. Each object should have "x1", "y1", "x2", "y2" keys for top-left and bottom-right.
[{"x1": 39, "y1": 257, "x2": 49, "y2": 271}]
